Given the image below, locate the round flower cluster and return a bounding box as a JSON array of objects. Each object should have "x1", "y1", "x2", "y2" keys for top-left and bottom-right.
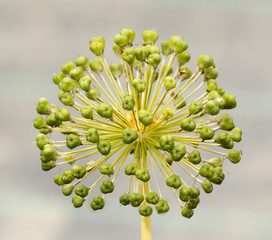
[{"x1": 33, "y1": 29, "x2": 242, "y2": 219}]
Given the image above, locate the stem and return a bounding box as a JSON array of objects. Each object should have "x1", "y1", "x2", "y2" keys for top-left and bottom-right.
[{"x1": 141, "y1": 214, "x2": 152, "y2": 240}]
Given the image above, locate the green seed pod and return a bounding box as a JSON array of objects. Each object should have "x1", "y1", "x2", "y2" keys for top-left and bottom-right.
[
  {"x1": 166, "y1": 175, "x2": 182, "y2": 189},
  {"x1": 39, "y1": 127, "x2": 51, "y2": 135},
  {"x1": 112, "y1": 43, "x2": 121, "y2": 55},
  {"x1": 199, "y1": 126, "x2": 214, "y2": 140},
  {"x1": 97, "y1": 140, "x2": 111, "y2": 155},
  {"x1": 61, "y1": 61, "x2": 75, "y2": 75},
  {"x1": 100, "y1": 179, "x2": 114, "y2": 194},
  {"x1": 135, "y1": 169, "x2": 150, "y2": 182},
  {"x1": 138, "y1": 110, "x2": 153, "y2": 126},
  {"x1": 142, "y1": 30, "x2": 159, "y2": 44},
  {"x1": 197, "y1": 55, "x2": 214, "y2": 70},
  {"x1": 227, "y1": 150, "x2": 241, "y2": 164},
  {"x1": 62, "y1": 184, "x2": 74, "y2": 196},
  {"x1": 89, "y1": 39, "x2": 105, "y2": 56},
  {"x1": 69, "y1": 67, "x2": 84, "y2": 80},
  {"x1": 86, "y1": 87, "x2": 100, "y2": 100},
  {"x1": 222, "y1": 93, "x2": 237, "y2": 109},
  {"x1": 128, "y1": 193, "x2": 144, "y2": 207},
  {"x1": 62, "y1": 170, "x2": 75, "y2": 184},
  {"x1": 59, "y1": 92, "x2": 74, "y2": 106},
  {"x1": 169, "y1": 35, "x2": 188, "y2": 53},
  {"x1": 75, "y1": 56, "x2": 89, "y2": 68},
  {"x1": 122, "y1": 95, "x2": 135, "y2": 110},
  {"x1": 189, "y1": 101, "x2": 203, "y2": 115},
  {"x1": 53, "y1": 72, "x2": 66, "y2": 85},
  {"x1": 162, "y1": 152, "x2": 173, "y2": 166},
  {"x1": 72, "y1": 195, "x2": 84, "y2": 208},
  {"x1": 114, "y1": 34, "x2": 129, "y2": 48},
  {"x1": 55, "y1": 107, "x2": 70, "y2": 121},
  {"x1": 33, "y1": 116, "x2": 45, "y2": 129},
  {"x1": 36, "y1": 98, "x2": 50, "y2": 115},
  {"x1": 209, "y1": 167, "x2": 225, "y2": 185},
  {"x1": 159, "y1": 134, "x2": 174, "y2": 151},
  {"x1": 80, "y1": 106, "x2": 93, "y2": 119},
  {"x1": 41, "y1": 160, "x2": 56, "y2": 171},
  {"x1": 179, "y1": 186, "x2": 192, "y2": 202},
  {"x1": 222, "y1": 139, "x2": 234, "y2": 149},
  {"x1": 40, "y1": 144, "x2": 57, "y2": 162},
  {"x1": 206, "y1": 79, "x2": 218, "y2": 92},
  {"x1": 72, "y1": 165, "x2": 86, "y2": 179},
  {"x1": 217, "y1": 86, "x2": 225, "y2": 96},
  {"x1": 164, "y1": 76, "x2": 176, "y2": 90},
  {"x1": 161, "y1": 40, "x2": 173, "y2": 56},
  {"x1": 132, "y1": 78, "x2": 146, "y2": 93},
  {"x1": 180, "y1": 117, "x2": 196, "y2": 132},
  {"x1": 147, "y1": 45, "x2": 160, "y2": 54},
  {"x1": 188, "y1": 150, "x2": 201, "y2": 164},
  {"x1": 179, "y1": 65, "x2": 192, "y2": 79},
  {"x1": 135, "y1": 47, "x2": 149, "y2": 61},
  {"x1": 109, "y1": 63, "x2": 123, "y2": 78},
  {"x1": 155, "y1": 199, "x2": 169, "y2": 214},
  {"x1": 204, "y1": 100, "x2": 220, "y2": 115},
  {"x1": 122, "y1": 128, "x2": 138, "y2": 144},
  {"x1": 163, "y1": 108, "x2": 173, "y2": 121},
  {"x1": 208, "y1": 90, "x2": 220, "y2": 101},
  {"x1": 125, "y1": 163, "x2": 138, "y2": 175},
  {"x1": 146, "y1": 192, "x2": 160, "y2": 205},
  {"x1": 46, "y1": 113, "x2": 61, "y2": 127},
  {"x1": 177, "y1": 52, "x2": 191, "y2": 66},
  {"x1": 139, "y1": 205, "x2": 153, "y2": 217},
  {"x1": 230, "y1": 128, "x2": 242, "y2": 142},
  {"x1": 216, "y1": 132, "x2": 231, "y2": 146},
  {"x1": 190, "y1": 187, "x2": 200, "y2": 198},
  {"x1": 121, "y1": 48, "x2": 135, "y2": 64},
  {"x1": 54, "y1": 174, "x2": 64, "y2": 186},
  {"x1": 90, "y1": 36, "x2": 106, "y2": 46},
  {"x1": 187, "y1": 197, "x2": 200, "y2": 209},
  {"x1": 201, "y1": 180, "x2": 213, "y2": 193},
  {"x1": 175, "y1": 96, "x2": 186, "y2": 109},
  {"x1": 79, "y1": 75, "x2": 92, "y2": 91},
  {"x1": 207, "y1": 157, "x2": 222, "y2": 167},
  {"x1": 75, "y1": 56, "x2": 89, "y2": 69},
  {"x1": 96, "y1": 103, "x2": 113, "y2": 119},
  {"x1": 89, "y1": 58, "x2": 103, "y2": 74},
  {"x1": 199, "y1": 164, "x2": 215, "y2": 178},
  {"x1": 75, "y1": 185, "x2": 89, "y2": 198},
  {"x1": 171, "y1": 144, "x2": 186, "y2": 161},
  {"x1": 181, "y1": 206, "x2": 194, "y2": 218},
  {"x1": 218, "y1": 114, "x2": 235, "y2": 131},
  {"x1": 86, "y1": 128, "x2": 99, "y2": 143},
  {"x1": 204, "y1": 66, "x2": 218, "y2": 80},
  {"x1": 66, "y1": 134, "x2": 81, "y2": 149},
  {"x1": 146, "y1": 53, "x2": 161, "y2": 67},
  {"x1": 100, "y1": 163, "x2": 114, "y2": 176},
  {"x1": 119, "y1": 193, "x2": 130, "y2": 206},
  {"x1": 120, "y1": 28, "x2": 135, "y2": 45},
  {"x1": 59, "y1": 78, "x2": 73, "y2": 92},
  {"x1": 90, "y1": 195, "x2": 105, "y2": 210}
]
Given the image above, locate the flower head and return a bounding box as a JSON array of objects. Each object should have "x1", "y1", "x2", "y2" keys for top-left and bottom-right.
[{"x1": 34, "y1": 29, "x2": 242, "y2": 219}]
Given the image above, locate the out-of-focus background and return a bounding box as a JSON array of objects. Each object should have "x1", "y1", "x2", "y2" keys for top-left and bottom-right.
[{"x1": 1, "y1": 0, "x2": 272, "y2": 239}]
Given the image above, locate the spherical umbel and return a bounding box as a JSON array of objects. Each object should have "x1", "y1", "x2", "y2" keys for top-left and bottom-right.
[{"x1": 33, "y1": 29, "x2": 242, "y2": 223}]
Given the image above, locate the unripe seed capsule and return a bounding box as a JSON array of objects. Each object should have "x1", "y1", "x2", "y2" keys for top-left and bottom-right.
[
  {"x1": 155, "y1": 199, "x2": 169, "y2": 214},
  {"x1": 159, "y1": 134, "x2": 174, "y2": 151},
  {"x1": 139, "y1": 205, "x2": 153, "y2": 217},
  {"x1": 97, "y1": 140, "x2": 111, "y2": 155}
]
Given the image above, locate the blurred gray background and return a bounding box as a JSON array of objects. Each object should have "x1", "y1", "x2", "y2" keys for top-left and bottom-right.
[{"x1": 1, "y1": 0, "x2": 272, "y2": 239}]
